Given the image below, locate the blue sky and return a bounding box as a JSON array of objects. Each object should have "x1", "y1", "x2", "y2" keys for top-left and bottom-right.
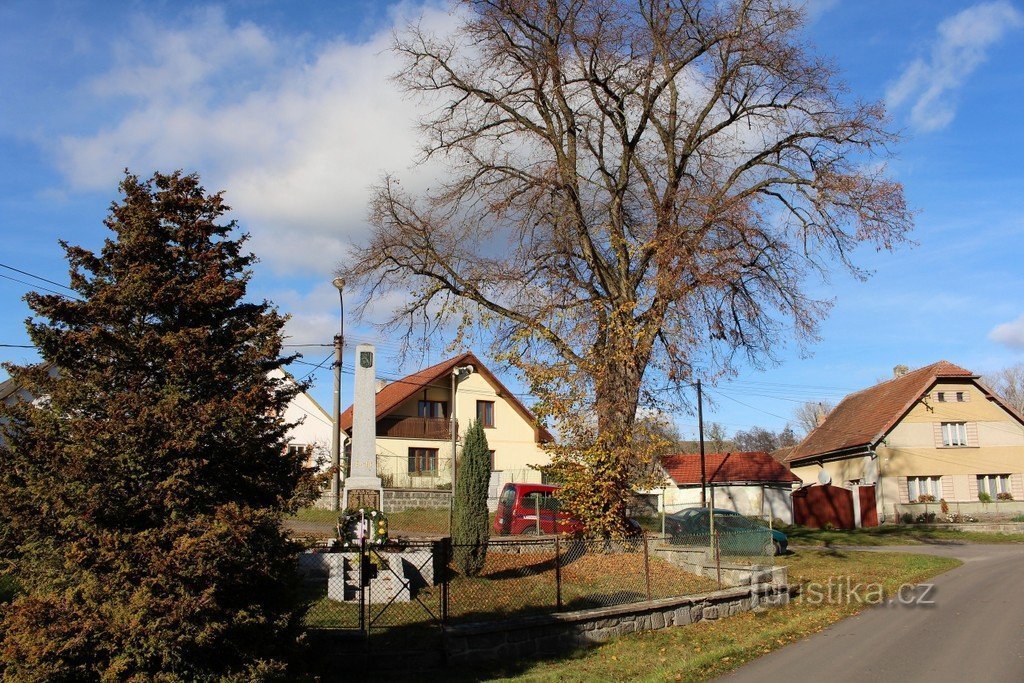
[{"x1": 1, "y1": 0, "x2": 1022, "y2": 439}]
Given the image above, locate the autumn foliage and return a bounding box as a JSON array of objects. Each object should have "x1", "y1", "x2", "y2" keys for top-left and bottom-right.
[
  {"x1": 347, "y1": 0, "x2": 913, "y2": 536},
  {"x1": 0, "y1": 172, "x2": 306, "y2": 680}
]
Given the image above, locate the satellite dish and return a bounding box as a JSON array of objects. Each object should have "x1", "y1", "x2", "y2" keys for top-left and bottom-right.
[{"x1": 817, "y1": 470, "x2": 832, "y2": 485}]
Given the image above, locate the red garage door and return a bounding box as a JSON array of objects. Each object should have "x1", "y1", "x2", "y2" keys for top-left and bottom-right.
[{"x1": 793, "y1": 484, "x2": 855, "y2": 530}]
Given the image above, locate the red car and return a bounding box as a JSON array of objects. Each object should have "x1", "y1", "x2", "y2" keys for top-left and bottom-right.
[{"x1": 493, "y1": 483, "x2": 584, "y2": 535}]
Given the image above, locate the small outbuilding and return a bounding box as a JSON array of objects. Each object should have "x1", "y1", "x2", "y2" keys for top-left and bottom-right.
[{"x1": 658, "y1": 451, "x2": 801, "y2": 524}]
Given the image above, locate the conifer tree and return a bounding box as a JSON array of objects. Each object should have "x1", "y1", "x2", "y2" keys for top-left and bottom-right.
[
  {"x1": 0, "y1": 171, "x2": 306, "y2": 680},
  {"x1": 451, "y1": 420, "x2": 491, "y2": 576}
]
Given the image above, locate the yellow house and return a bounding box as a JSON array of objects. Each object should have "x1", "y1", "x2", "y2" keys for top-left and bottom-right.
[
  {"x1": 339, "y1": 352, "x2": 551, "y2": 496},
  {"x1": 786, "y1": 361, "x2": 1024, "y2": 522}
]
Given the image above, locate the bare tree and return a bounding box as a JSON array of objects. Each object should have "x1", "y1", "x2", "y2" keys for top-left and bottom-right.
[
  {"x1": 794, "y1": 399, "x2": 835, "y2": 435},
  {"x1": 347, "y1": 0, "x2": 912, "y2": 533},
  {"x1": 984, "y1": 364, "x2": 1024, "y2": 414}
]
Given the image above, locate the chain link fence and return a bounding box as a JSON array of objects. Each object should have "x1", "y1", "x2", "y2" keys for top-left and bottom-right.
[{"x1": 297, "y1": 530, "x2": 775, "y2": 633}]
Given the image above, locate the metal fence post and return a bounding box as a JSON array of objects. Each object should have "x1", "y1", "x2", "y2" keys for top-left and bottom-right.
[
  {"x1": 642, "y1": 534, "x2": 652, "y2": 601},
  {"x1": 358, "y1": 537, "x2": 367, "y2": 637},
  {"x1": 554, "y1": 535, "x2": 562, "y2": 610},
  {"x1": 535, "y1": 495, "x2": 541, "y2": 535},
  {"x1": 713, "y1": 529, "x2": 722, "y2": 589},
  {"x1": 441, "y1": 537, "x2": 450, "y2": 625}
]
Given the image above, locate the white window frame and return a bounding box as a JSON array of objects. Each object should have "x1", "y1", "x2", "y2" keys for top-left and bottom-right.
[
  {"x1": 908, "y1": 475, "x2": 941, "y2": 501},
  {"x1": 941, "y1": 422, "x2": 968, "y2": 447},
  {"x1": 977, "y1": 474, "x2": 1010, "y2": 497}
]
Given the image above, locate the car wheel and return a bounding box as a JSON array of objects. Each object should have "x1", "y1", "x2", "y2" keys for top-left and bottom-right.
[{"x1": 772, "y1": 540, "x2": 783, "y2": 556}]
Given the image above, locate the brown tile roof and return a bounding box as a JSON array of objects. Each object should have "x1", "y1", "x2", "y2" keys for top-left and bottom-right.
[
  {"x1": 339, "y1": 352, "x2": 553, "y2": 443},
  {"x1": 786, "y1": 360, "x2": 976, "y2": 464},
  {"x1": 661, "y1": 451, "x2": 800, "y2": 485}
]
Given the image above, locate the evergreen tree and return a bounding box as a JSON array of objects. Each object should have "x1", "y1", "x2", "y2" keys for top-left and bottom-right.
[
  {"x1": 451, "y1": 420, "x2": 491, "y2": 576},
  {"x1": 0, "y1": 171, "x2": 306, "y2": 680}
]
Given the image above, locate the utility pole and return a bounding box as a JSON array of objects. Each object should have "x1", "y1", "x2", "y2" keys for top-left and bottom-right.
[
  {"x1": 448, "y1": 364, "x2": 474, "y2": 532},
  {"x1": 330, "y1": 277, "x2": 345, "y2": 511},
  {"x1": 697, "y1": 379, "x2": 707, "y2": 507}
]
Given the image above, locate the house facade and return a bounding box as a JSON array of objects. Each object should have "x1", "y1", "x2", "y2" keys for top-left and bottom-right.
[
  {"x1": 657, "y1": 451, "x2": 801, "y2": 524},
  {"x1": 786, "y1": 361, "x2": 1024, "y2": 521},
  {"x1": 269, "y1": 368, "x2": 334, "y2": 471},
  {"x1": 339, "y1": 352, "x2": 551, "y2": 498}
]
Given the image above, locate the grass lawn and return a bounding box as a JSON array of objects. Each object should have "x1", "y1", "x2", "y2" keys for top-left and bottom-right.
[
  {"x1": 289, "y1": 506, "x2": 459, "y2": 536},
  {"x1": 453, "y1": 547, "x2": 960, "y2": 682},
  {"x1": 783, "y1": 524, "x2": 1024, "y2": 546}
]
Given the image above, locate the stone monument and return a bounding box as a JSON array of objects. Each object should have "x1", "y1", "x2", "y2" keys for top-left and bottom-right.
[{"x1": 342, "y1": 343, "x2": 384, "y2": 510}]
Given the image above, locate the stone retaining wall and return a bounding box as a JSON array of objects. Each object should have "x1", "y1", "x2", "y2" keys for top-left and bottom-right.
[
  {"x1": 384, "y1": 488, "x2": 452, "y2": 512},
  {"x1": 444, "y1": 583, "x2": 791, "y2": 664},
  {"x1": 311, "y1": 487, "x2": 452, "y2": 511},
  {"x1": 653, "y1": 544, "x2": 788, "y2": 587},
  {"x1": 917, "y1": 522, "x2": 1024, "y2": 534}
]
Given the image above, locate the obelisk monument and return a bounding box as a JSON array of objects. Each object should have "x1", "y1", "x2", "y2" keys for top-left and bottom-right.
[{"x1": 342, "y1": 343, "x2": 384, "y2": 510}]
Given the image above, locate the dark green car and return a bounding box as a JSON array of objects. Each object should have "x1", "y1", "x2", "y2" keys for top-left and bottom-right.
[{"x1": 665, "y1": 508, "x2": 787, "y2": 556}]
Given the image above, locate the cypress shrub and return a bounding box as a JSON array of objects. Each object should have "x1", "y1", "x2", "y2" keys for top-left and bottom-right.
[{"x1": 452, "y1": 420, "x2": 491, "y2": 576}]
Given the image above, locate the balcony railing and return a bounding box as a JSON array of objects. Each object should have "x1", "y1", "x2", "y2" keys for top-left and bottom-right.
[{"x1": 377, "y1": 416, "x2": 455, "y2": 440}]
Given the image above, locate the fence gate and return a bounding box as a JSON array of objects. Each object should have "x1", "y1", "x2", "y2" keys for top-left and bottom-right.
[{"x1": 362, "y1": 538, "x2": 448, "y2": 657}]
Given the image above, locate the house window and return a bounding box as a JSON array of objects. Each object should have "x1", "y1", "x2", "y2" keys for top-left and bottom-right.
[
  {"x1": 477, "y1": 400, "x2": 495, "y2": 428},
  {"x1": 489, "y1": 450, "x2": 497, "y2": 471},
  {"x1": 956, "y1": 391, "x2": 965, "y2": 402},
  {"x1": 408, "y1": 447, "x2": 438, "y2": 475},
  {"x1": 287, "y1": 444, "x2": 312, "y2": 460},
  {"x1": 907, "y1": 476, "x2": 941, "y2": 502},
  {"x1": 941, "y1": 422, "x2": 968, "y2": 447},
  {"x1": 977, "y1": 474, "x2": 1010, "y2": 498},
  {"x1": 418, "y1": 400, "x2": 447, "y2": 419},
  {"x1": 936, "y1": 391, "x2": 946, "y2": 402}
]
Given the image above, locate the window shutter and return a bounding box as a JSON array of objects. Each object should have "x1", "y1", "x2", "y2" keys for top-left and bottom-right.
[
  {"x1": 933, "y1": 422, "x2": 944, "y2": 447},
  {"x1": 941, "y1": 476, "x2": 954, "y2": 500},
  {"x1": 966, "y1": 422, "x2": 979, "y2": 446},
  {"x1": 968, "y1": 476, "x2": 979, "y2": 500},
  {"x1": 898, "y1": 476, "x2": 909, "y2": 504}
]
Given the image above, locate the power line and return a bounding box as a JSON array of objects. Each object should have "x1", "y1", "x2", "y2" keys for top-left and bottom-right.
[
  {"x1": 0, "y1": 272, "x2": 80, "y2": 299},
  {"x1": 0, "y1": 262, "x2": 76, "y2": 293},
  {"x1": 0, "y1": 344, "x2": 34, "y2": 349}
]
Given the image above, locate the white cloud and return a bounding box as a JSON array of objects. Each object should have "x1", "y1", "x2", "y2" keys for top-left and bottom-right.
[
  {"x1": 989, "y1": 314, "x2": 1024, "y2": 350},
  {"x1": 56, "y1": 3, "x2": 459, "y2": 275},
  {"x1": 886, "y1": 1, "x2": 1023, "y2": 132}
]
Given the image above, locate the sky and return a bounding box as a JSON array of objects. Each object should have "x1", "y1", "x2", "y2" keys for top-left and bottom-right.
[{"x1": 1, "y1": 0, "x2": 1022, "y2": 440}]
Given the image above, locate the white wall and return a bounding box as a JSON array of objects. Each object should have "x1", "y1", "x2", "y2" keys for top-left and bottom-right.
[{"x1": 662, "y1": 484, "x2": 795, "y2": 524}]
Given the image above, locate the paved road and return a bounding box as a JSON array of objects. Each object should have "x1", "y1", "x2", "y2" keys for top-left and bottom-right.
[{"x1": 721, "y1": 543, "x2": 1024, "y2": 683}]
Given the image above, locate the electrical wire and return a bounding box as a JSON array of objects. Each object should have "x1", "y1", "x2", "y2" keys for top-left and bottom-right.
[{"x1": 0, "y1": 262, "x2": 76, "y2": 293}]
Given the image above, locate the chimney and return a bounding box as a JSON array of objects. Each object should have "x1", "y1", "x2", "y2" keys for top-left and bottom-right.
[
  {"x1": 816, "y1": 403, "x2": 827, "y2": 427},
  {"x1": 893, "y1": 364, "x2": 909, "y2": 379},
  {"x1": 375, "y1": 379, "x2": 389, "y2": 393}
]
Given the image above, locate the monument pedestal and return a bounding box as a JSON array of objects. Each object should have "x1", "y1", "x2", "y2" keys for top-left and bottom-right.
[{"x1": 343, "y1": 477, "x2": 384, "y2": 511}]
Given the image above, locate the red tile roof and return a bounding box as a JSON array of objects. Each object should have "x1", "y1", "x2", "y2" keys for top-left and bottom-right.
[
  {"x1": 786, "y1": 360, "x2": 976, "y2": 464},
  {"x1": 661, "y1": 451, "x2": 800, "y2": 485},
  {"x1": 339, "y1": 352, "x2": 553, "y2": 443}
]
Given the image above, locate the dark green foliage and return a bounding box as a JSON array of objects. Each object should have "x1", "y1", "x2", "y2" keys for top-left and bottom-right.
[
  {"x1": 0, "y1": 172, "x2": 306, "y2": 681},
  {"x1": 452, "y1": 420, "x2": 491, "y2": 576}
]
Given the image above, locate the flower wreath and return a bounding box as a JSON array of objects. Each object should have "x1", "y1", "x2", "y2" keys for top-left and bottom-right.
[{"x1": 339, "y1": 507, "x2": 389, "y2": 548}]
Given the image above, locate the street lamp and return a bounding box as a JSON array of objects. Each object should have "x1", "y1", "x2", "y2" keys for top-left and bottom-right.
[{"x1": 331, "y1": 277, "x2": 345, "y2": 511}]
